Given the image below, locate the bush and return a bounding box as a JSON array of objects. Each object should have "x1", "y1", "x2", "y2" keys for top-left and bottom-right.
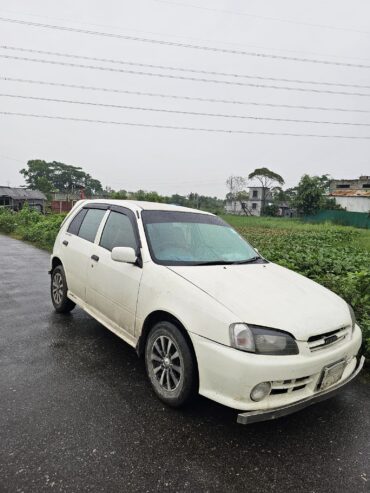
[
  {"x1": 18, "y1": 213, "x2": 66, "y2": 250},
  {"x1": 0, "y1": 208, "x2": 17, "y2": 233},
  {"x1": 0, "y1": 206, "x2": 66, "y2": 250}
]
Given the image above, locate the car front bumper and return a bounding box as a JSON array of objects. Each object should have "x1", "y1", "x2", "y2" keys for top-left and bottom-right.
[
  {"x1": 189, "y1": 325, "x2": 363, "y2": 416},
  {"x1": 237, "y1": 354, "x2": 365, "y2": 424}
]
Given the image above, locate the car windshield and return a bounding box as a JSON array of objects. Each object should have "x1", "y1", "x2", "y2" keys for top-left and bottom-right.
[{"x1": 142, "y1": 210, "x2": 260, "y2": 266}]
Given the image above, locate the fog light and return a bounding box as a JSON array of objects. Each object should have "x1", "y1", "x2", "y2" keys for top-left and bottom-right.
[{"x1": 250, "y1": 382, "x2": 271, "y2": 402}]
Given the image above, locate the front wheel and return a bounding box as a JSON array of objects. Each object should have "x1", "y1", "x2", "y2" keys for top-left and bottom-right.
[
  {"x1": 51, "y1": 265, "x2": 76, "y2": 313},
  {"x1": 145, "y1": 321, "x2": 198, "y2": 408}
]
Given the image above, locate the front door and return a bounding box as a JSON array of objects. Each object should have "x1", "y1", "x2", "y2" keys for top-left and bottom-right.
[{"x1": 86, "y1": 208, "x2": 143, "y2": 336}]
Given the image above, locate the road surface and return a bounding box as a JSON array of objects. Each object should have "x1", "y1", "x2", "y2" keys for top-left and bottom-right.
[{"x1": 0, "y1": 235, "x2": 369, "y2": 492}]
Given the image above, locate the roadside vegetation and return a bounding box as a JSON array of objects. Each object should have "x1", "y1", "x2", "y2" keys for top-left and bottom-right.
[
  {"x1": 0, "y1": 206, "x2": 369, "y2": 360},
  {"x1": 0, "y1": 205, "x2": 66, "y2": 250}
]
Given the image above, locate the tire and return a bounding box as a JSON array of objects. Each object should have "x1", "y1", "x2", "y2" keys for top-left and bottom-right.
[
  {"x1": 145, "y1": 321, "x2": 198, "y2": 408},
  {"x1": 51, "y1": 265, "x2": 76, "y2": 314}
]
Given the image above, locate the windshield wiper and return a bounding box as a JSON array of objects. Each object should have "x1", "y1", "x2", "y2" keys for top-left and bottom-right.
[
  {"x1": 233, "y1": 256, "x2": 262, "y2": 264},
  {"x1": 195, "y1": 256, "x2": 262, "y2": 266},
  {"x1": 195, "y1": 260, "x2": 236, "y2": 266}
]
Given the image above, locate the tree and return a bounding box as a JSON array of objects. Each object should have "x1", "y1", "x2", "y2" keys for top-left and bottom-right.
[
  {"x1": 20, "y1": 160, "x2": 54, "y2": 195},
  {"x1": 293, "y1": 174, "x2": 341, "y2": 215},
  {"x1": 248, "y1": 167, "x2": 285, "y2": 213},
  {"x1": 262, "y1": 203, "x2": 279, "y2": 216},
  {"x1": 20, "y1": 160, "x2": 103, "y2": 196},
  {"x1": 110, "y1": 189, "x2": 128, "y2": 200},
  {"x1": 106, "y1": 189, "x2": 224, "y2": 214},
  {"x1": 226, "y1": 176, "x2": 249, "y2": 214}
]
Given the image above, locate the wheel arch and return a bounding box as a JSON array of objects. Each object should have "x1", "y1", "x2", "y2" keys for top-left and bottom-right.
[
  {"x1": 50, "y1": 256, "x2": 63, "y2": 273},
  {"x1": 137, "y1": 311, "x2": 198, "y2": 374}
]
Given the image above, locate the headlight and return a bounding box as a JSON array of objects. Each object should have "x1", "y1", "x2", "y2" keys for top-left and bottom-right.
[
  {"x1": 229, "y1": 323, "x2": 299, "y2": 355},
  {"x1": 348, "y1": 304, "x2": 356, "y2": 333}
]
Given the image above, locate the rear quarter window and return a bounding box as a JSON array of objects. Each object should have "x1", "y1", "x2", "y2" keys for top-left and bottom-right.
[{"x1": 67, "y1": 208, "x2": 87, "y2": 235}]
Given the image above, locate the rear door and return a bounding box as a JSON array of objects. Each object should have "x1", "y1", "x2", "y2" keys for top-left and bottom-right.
[
  {"x1": 86, "y1": 206, "x2": 143, "y2": 337},
  {"x1": 61, "y1": 205, "x2": 107, "y2": 302}
]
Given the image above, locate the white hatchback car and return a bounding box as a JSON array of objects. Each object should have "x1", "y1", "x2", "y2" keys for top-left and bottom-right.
[{"x1": 50, "y1": 200, "x2": 364, "y2": 423}]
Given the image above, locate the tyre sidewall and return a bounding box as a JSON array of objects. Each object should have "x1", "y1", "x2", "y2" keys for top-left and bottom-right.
[
  {"x1": 145, "y1": 321, "x2": 196, "y2": 407},
  {"x1": 51, "y1": 265, "x2": 73, "y2": 313}
]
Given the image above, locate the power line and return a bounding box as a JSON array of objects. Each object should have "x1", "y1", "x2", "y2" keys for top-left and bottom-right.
[
  {"x1": 1, "y1": 16, "x2": 370, "y2": 68},
  {"x1": 2, "y1": 76, "x2": 370, "y2": 114},
  {"x1": 155, "y1": 0, "x2": 370, "y2": 36},
  {"x1": 1, "y1": 111, "x2": 369, "y2": 139},
  {"x1": 2, "y1": 45, "x2": 370, "y2": 90},
  {"x1": 2, "y1": 8, "x2": 370, "y2": 63},
  {"x1": 2, "y1": 93, "x2": 369, "y2": 127},
  {"x1": 2, "y1": 54, "x2": 370, "y2": 96}
]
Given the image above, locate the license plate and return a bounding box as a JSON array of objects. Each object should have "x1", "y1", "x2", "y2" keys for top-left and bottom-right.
[{"x1": 319, "y1": 360, "x2": 346, "y2": 391}]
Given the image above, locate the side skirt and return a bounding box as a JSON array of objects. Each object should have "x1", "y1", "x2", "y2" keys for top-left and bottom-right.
[{"x1": 67, "y1": 291, "x2": 137, "y2": 349}]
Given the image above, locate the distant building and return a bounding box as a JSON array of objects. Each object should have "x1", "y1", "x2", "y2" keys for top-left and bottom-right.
[
  {"x1": 329, "y1": 176, "x2": 370, "y2": 213},
  {"x1": 225, "y1": 186, "x2": 271, "y2": 216},
  {"x1": 50, "y1": 190, "x2": 109, "y2": 213},
  {"x1": 224, "y1": 200, "x2": 244, "y2": 215},
  {"x1": 329, "y1": 175, "x2": 370, "y2": 193},
  {"x1": 0, "y1": 186, "x2": 46, "y2": 212},
  {"x1": 277, "y1": 202, "x2": 296, "y2": 218},
  {"x1": 50, "y1": 191, "x2": 81, "y2": 213}
]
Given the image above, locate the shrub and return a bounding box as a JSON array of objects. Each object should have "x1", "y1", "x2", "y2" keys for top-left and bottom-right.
[
  {"x1": 18, "y1": 213, "x2": 66, "y2": 250},
  {"x1": 0, "y1": 208, "x2": 17, "y2": 233}
]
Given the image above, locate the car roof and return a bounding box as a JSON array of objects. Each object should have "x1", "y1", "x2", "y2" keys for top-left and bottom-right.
[{"x1": 80, "y1": 199, "x2": 213, "y2": 215}]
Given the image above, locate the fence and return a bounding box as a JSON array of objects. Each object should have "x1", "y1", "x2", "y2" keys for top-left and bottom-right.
[{"x1": 304, "y1": 210, "x2": 370, "y2": 229}]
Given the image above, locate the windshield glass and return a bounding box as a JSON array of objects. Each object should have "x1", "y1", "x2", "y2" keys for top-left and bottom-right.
[{"x1": 142, "y1": 210, "x2": 260, "y2": 266}]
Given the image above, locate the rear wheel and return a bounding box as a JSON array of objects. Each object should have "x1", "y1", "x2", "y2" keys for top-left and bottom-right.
[
  {"x1": 145, "y1": 321, "x2": 198, "y2": 408},
  {"x1": 51, "y1": 265, "x2": 75, "y2": 313}
]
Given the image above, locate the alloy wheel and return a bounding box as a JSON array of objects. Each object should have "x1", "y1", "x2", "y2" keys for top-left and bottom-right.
[
  {"x1": 150, "y1": 335, "x2": 182, "y2": 391},
  {"x1": 52, "y1": 272, "x2": 64, "y2": 305}
]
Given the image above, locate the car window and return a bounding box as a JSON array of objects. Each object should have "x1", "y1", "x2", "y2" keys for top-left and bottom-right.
[
  {"x1": 67, "y1": 208, "x2": 87, "y2": 235},
  {"x1": 78, "y1": 208, "x2": 106, "y2": 243},
  {"x1": 100, "y1": 211, "x2": 137, "y2": 251}
]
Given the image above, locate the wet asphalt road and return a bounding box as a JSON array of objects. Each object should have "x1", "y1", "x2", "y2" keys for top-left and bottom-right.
[{"x1": 0, "y1": 235, "x2": 369, "y2": 493}]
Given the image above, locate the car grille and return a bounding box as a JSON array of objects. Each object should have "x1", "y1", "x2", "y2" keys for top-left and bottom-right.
[
  {"x1": 270, "y1": 376, "x2": 313, "y2": 395},
  {"x1": 307, "y1": 326, "x2": 350, "y2": 352}
]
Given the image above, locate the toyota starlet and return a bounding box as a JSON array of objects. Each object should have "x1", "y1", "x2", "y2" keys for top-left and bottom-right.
[{"x1": 50, "y1": 200, "x2": 364, "y2": 423}]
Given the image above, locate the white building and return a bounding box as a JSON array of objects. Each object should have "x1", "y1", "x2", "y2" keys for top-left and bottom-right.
[
  {"x1": 329, "y1": 176, "x2": 370, "y2": 213},
  {"x1": 225, "y1": 186, "x2": 272, "y2": 216},
  {"x1": 329, "y1": 190, "x2": 370, "y2": 213}
]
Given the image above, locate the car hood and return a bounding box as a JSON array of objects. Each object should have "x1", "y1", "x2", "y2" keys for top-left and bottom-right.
[{"x1": 168, "y1": 262, "x2": 351, "y2": 340}]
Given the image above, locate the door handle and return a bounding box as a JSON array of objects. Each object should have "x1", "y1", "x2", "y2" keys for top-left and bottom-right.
[
  {"x1": 62, "y1": 240, "x2": 68, "y2": 246},
  {"x1": 91, "y1": 254, "x2": 99, "y2": 262}
]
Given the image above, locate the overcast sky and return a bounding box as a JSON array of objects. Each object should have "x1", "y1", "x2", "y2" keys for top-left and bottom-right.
[{"x1": 0, "y1": 0, "x2": 369, "y2": 197}]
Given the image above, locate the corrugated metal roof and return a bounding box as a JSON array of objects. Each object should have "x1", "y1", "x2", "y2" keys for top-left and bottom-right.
[
  {"x1": 330, "y1": 190, "x2": 370, "y2": 197},
  {"x1": 0, "y1": 186, "x2": 46, "y2": 200}
]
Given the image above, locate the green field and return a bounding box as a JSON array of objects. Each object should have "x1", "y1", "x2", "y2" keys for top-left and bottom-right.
[
  {"x1": 0, "y1": 207, "x2": 369, "y2": 360},
  {"x1": 223, "y1": 215, "x2": 370, "y2": 252}
]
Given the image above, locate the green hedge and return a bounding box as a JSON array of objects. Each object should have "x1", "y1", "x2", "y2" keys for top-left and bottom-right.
[{"x1": 0, "y1": 206, "x2": 66, "y2": 250}]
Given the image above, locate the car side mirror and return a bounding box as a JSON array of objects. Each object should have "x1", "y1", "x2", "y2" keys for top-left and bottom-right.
[{"x1": 111, "y1": 247, "x2": 137, "y2": 264}]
